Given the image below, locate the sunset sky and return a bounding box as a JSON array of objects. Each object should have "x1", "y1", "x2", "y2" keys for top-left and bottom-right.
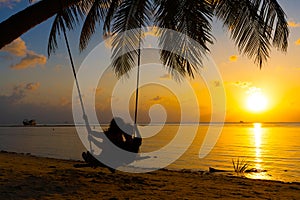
[{"x1": 0, "y1": 0, "x2": 300, "y2": 124}]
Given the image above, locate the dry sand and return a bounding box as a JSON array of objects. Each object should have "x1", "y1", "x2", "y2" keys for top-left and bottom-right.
[{"x1": 0, "y1": 151, "x2": 299, "y2": 200}]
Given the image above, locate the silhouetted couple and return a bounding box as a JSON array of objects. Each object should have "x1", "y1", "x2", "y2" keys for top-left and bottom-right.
[
  {"x1": 105, "y1": 117, "x2": 142, "y2": 153},
  {"x1": 81, "y1": 116, "x2": 142, "y2": 172}
]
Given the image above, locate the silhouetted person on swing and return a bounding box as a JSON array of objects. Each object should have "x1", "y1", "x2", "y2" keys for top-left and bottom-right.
[
  {"x1": 123, "y1": 123, "x2": 142, "y2": 153},
  {"x1": 79, "y1": 115, "x2": 142, "y2": 172}
]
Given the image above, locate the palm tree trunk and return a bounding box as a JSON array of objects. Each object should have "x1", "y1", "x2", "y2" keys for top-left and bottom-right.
[{"x1": 0, "y1": 0, "x2": 80, "y2": 49}]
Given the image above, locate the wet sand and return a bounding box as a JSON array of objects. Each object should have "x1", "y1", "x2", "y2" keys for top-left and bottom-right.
[{"x1": 0, "y1": 151, "x2": 299, "y2": 199}]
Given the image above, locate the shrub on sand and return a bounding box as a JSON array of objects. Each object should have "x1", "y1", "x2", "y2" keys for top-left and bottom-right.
[{"x1": 232, "y1": 158, "x2": 249, "y2": 174}]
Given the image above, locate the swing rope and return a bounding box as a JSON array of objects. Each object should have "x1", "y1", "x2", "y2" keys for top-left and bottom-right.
[
  {"x1": 133, "y1": 18, "x2": 142, "y2": 137},
  {"x1": 60, "y1": 4, "x2": 142, "y2": 143},
  {"x1": 62, "y1": 25, "x2": 86, "y2": 117},
  {"x1": 61, "y1": 23, "x2": 96, "y2": 156}
]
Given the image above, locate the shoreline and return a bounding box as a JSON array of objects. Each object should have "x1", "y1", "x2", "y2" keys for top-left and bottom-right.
[
  {"x1": 2, "y1": 121, "x2": 300, "y2": 127},
  {"x1": 1, "y1": 151, "x2": 300, "y2": 199}
]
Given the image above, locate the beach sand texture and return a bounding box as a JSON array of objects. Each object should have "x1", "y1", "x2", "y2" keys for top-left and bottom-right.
[{"x1": 1, "y1": 152, "x2": 299, "y2": 200}]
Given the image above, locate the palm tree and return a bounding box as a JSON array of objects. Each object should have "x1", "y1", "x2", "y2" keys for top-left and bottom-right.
[
  {"x1": 0, "y1": 0, "x2": 81, "y2": 49},
  {"x1": 0, "y1": 0, "x2": 289, "y2": 78}
]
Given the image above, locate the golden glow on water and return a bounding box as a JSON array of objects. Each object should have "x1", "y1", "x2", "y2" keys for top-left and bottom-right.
[
  {"x1": 249, "y1": 123, "x2": 268, "y2": 180},
  {"x1": 253, "y1": 123, "x2": 262, "y2": 160}
]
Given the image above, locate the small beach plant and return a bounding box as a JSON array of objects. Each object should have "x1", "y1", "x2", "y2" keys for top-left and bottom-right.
[{"x1": 232, "y1": 158, "x2": 249, "y2": 174}]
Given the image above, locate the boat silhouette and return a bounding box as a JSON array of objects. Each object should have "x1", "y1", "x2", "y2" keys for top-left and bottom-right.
[{"x1": 23, "y1": 119, "x2": 36, "y2": 126}]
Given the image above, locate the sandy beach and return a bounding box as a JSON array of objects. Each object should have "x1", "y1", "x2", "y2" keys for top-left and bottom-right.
[{"x1": 0, "y1": 151, "x2": 299, "y2": 199}]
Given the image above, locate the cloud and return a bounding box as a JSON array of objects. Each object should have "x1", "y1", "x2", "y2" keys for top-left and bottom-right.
[
  {"x1": 54, "y1": 64, "x2": 63, "y2": 72},
  {"x1": 0, "y1": 82, "x2": 40, "y2": 103},
  {"x1": 1, "y1": 38, "x2": 47, "y2": 70},
  {"x1": 103, "y1": 33, "x2": 114, "y2": 49},
  {"x1": 25, "y1": 82, "x2": 40, "y2": 91},
  {"x1": 213, "y1": 80, "x2": 221, "y2": 87},
  {"x1": 60, "y1": 97, "x2": 71, "y2": 107},
  {"x1": 0, "y1": 0, "x2": 21, "y2": 8},
  {"x1": 145, "y1": 26, "x2": 159, "y2": 37},
  {"x1": 246, "y1": 86, "x2": 261, "y2": 94},
  {"x1": 159, "y1": 73, "x2": 171, "y2": 80},
  {"x1": 295, "y1": 38, "x2": 300, "y2": 46},
  {"x1": 233, "y1": 81, "x2": 252, "y2": 89},
  {"x1": 10, "y1": 51, "x2": 47, "y2": 70},
  {"x1": 151, "y1": 96, "x2": 163, "y2": 101},
  {"x1": 103, "y1": 26, "x2": 159, "y2": 50},
  {"x1": 0, "y1": 93, "x2": 73, "y2": 124},
  {"x1": 0, "y1": 85, "x2": 74, "y2": 125},
  {"x1": 1, "y1": 38, "x2": 26, "y2": 56},
  {"x1": 95, "y1": 87, "x2": 104, "y2": 95},
  {"x1": 0, "y1": 84, "x2": 26, "y2": 104},
  {"x1": 229, "y1": 55, "x2": 238, "y2": 62},
  {"x1": 288, "y1": 20, "x2": 300, "y2": 28}
]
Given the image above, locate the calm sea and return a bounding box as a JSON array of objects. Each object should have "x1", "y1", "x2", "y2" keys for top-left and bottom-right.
[{"x1": 0, "y1": 123, "x2": 299, "y2": 183}]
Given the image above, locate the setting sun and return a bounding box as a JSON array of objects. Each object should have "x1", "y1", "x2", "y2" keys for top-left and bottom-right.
[{"x1": 246, "y1": 90, "x2": 268, "y2": 112}]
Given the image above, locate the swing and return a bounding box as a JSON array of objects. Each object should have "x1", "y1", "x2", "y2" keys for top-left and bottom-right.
[{"x1": 61, "y1": 18, "x2": 143, "y2": 171}]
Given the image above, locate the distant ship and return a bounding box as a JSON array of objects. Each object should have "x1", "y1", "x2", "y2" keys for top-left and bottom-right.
[{"x1": 23, "y1": 119, "x2": 36, "y2": 126}]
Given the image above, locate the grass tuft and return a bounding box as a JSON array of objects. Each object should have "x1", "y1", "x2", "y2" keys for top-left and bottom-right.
[{"x1": 232, "y1": 158, "x2": 249, "y2": 174}]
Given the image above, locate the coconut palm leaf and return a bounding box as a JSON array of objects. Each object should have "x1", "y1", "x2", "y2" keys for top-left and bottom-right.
[
  {"x1": 110, "y1": 0, "x2": 152, "y2": 78},
  {"x1": 266, "y1": 0, "x2": 289, "y2": 51},
  {"x1": 48, "y1": 14, "x2": 63, "y2": 56},
  {"x1": 213, "y1": 0, "x2": 289, "y2": 67},
  {"x1": 48, "y1": 3, "x2": 85, "y2": 56},
  {"x1": 154, "y1": 0, "x2": 214, "y2": 79},
  {"x1": 43, "y1": 0, "x2": 289, "y2": 78},
  {"x1": 103, "y1": 0, "x2": 122, "y2": 36},
  {"x1": 79, "y1": 0, "x2": 111, "y2": 51}
]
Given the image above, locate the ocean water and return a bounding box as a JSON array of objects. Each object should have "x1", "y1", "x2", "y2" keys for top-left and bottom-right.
[{"x1": 0, "y1": 123, "x2": 299, "y2": 183}]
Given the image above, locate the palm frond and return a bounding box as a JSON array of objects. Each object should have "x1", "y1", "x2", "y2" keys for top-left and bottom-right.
[
  {"x1": 214, "y1": 0, "x2": 289, "y2": 68},
  {"x1": 111, "y1": 51, "x2": 137, "y2": 78},
  {"x1": 154, "y1": 0, "x2": 214, "y2": 79},
  {"x1": 48, "y1": 3, "x2": 85, "y2": 56},
  {"x1": 103, "y1": 0, "x2": 122, "y2": 36},
  {"x1": 47, "y1": 14, "x2": 62, "y2": 56},
  {"x1": 79, "y1": 0, "x2": 111, "y2": 51},
  {"x1": 159, "y1": 50, "x2": 194, "y2": 81},
  {"x1": 110, "y1": 0, "x2": 152, "y2": 77},
  {"x1": 111, "y1": 29, "x2": 143, "y2": 78},
  {"x1": 266, "y1": 0, "x2": 289, "y2": 51}
]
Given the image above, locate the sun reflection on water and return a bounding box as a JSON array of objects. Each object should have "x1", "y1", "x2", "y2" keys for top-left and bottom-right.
[
  {"x1": 248, "y1": 123, "x2": 269, "y2": 180},
  {"x1": 253, "y1": 123, "x2": 262, "y2": 161}
]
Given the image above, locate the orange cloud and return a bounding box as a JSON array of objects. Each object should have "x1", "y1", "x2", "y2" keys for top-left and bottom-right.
[
  {"x1": 213, "y1": 80, "x2": 221, "y2": 87},
  {"x1": 295, "y1": 39, "x2": 300, "y2": 46},
  {"x1": 246, "y1": 86, "x2": 261, "y2": 94},
  {"x1": 54, "y1": 64, "x2": 63, "y2": 72},
  {"x1": 103, "y1": 32, "x2": 113, "y2": 49},
  {"x1": 25, "y1": 82, "x2": 40, "y2": 91},
  {"x1": 229, "y1": 55, "x2": 238, "y2": 62},
  {"x1": 60, "y1": 97, "x2": 71, "y2": 106},
  {"x1": 145, "y1": 26, "x2": 159, "y2": 37},
  {"x1": 1, "y1": 37, "x2": 26, "y2": 56},
  {"x1": 233, "y1": 81, "x2": 252, "y2": 89},
  {"x1": 288, "y1": 21, "x2": 300, "y2": 28},
  {"x1": 95, "y1": 87, "x2": 104, "y2": 95},
  {"x1": 10, "y1": 51, "x2": 47, "y2": 70},
  {"x1": 151, "y1": 96, "x2": 163, "y2": 101},
  {"x1": 2, "y1": 38, "x2": 47, "y2": 70}
]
